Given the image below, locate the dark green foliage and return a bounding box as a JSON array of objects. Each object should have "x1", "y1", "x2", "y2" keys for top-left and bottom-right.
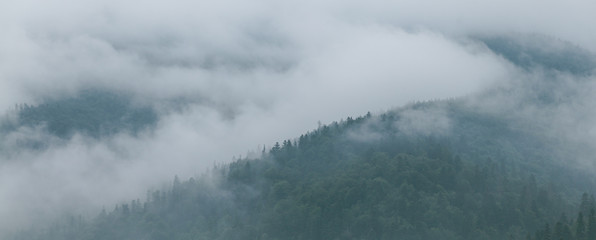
[
  {"x1": 531, "y1": 196, "x2": 596, "y2": 240},
  {"x1": 11, "y1": 101, "x2": 593, "y2": 240},
  {"x1": 6, "y1": 89, "x2": 157, "y2": 139},
  {"x1": 5, "y1": 34, "x2": 596, "y2": 240},
  {"x1": 480, "y1": 34, "x2": 596, "y2": 75}
]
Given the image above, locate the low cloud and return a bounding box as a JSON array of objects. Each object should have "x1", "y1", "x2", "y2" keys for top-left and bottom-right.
[
  {"x1": 1, "y1": 0, "x2": 596, "y2": 235},
  {"x1": 395, "y1": 105, "x2": 452, "y2": 137}
]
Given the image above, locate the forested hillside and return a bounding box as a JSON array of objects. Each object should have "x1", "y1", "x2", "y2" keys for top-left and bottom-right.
[
  {"x1": 9, "y1": 98, "x2": 596, "y2": 240},
  {"x1": 480, "y1": 35, "x2": 596, "y2": 75},
  {"x1": 530, "y1": 193, "x2": 596, "y2": 240},
  {"x1": 0, "y1": 89, "x2": 158, "y2": 153},
  {"x1": 1, "y1": 89, "x2": 157, "y2": 139},
  {"x1": 3, "y1": 35, "x2": 596, "y2": 240},
  {"x1": 2, "y1": 0, "x2": 596, "y2": 239}
]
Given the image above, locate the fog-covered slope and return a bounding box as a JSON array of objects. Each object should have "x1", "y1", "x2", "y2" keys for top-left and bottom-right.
[
  {"x1": 480, "y1": 34, "x2": 596, "y2": 75},
  {"x1": 3, "y1": 89, "x2": 157, "y2": 139},
  {"x1": 5, "y1": 34, "x2": 596, "y2": 240},
  {"x1": 8, "y1": 94, "x2": 596, "y2": 240}
]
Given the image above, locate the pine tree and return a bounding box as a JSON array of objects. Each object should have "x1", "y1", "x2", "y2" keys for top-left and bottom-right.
[
  {"x1": 577, "y1": 212, "x2": 586, "y2": 240},
  {"x1": 554, "y1": 221, "x2": 573, "y2": 240},
  {"x1": 580, "y1": 193, "x2": 594, "y2": 216},
  {"x1": 543, "y1": 223, "x2": 551, "y2": 240},
  {"x1": 587, "y1": 209, "x2": 596, "y2": 239}
]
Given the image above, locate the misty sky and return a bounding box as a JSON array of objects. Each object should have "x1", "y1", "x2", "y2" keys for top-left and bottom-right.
[{"x1": 1, "y1": 0, "x2": 596, "y2": 234}]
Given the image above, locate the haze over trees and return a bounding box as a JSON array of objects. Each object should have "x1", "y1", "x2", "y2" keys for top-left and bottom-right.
[
  {"x1": 7, "y1": 97, "x2": 596, "y2": 239},
  {"x1": 8, "y1": 40, "x2": 596, "y2": 237},
  {"x1": 1, "y1": 0, "x2": 596, "y2": 239}
]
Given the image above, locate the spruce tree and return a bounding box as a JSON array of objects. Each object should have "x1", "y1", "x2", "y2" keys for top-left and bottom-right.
[{"x1": 577, "y1": 212, "x2": 586, "y2": 240}]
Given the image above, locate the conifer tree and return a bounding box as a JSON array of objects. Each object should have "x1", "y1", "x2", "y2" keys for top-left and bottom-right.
[{"x1": 577, "y1": 212, "x2": 586, "y2": 240}]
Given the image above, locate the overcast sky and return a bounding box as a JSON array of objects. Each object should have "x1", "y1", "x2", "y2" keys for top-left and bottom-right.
[{"x1": 1, "y1": 0, "x2": 596, "y2": 234}]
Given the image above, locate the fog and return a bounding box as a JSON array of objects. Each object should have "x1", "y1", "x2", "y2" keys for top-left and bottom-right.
[{"x1": 1, "y1": 0, "x2": 595, "y2": 234}]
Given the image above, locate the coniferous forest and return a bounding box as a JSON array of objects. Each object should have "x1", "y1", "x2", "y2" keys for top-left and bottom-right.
[
  {"x1": 8, "y1": 96, "x2": 596, "y2": 240},
  {"x1": 2, "y1": 2, "x2": 596, "y2": 240}
]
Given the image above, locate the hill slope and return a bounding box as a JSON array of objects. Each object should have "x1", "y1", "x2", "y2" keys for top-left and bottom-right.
[
  {"x1": 9, "y1": 98, "x2": 596, "y2": 240},
  {"x1": 7, "y1": 34, "x2": 596, "y2": 240}
]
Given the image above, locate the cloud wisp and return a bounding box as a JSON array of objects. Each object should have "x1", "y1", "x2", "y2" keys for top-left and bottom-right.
[{"x1": 1, "y1": 0, "x2": 596, "y2": 235}]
